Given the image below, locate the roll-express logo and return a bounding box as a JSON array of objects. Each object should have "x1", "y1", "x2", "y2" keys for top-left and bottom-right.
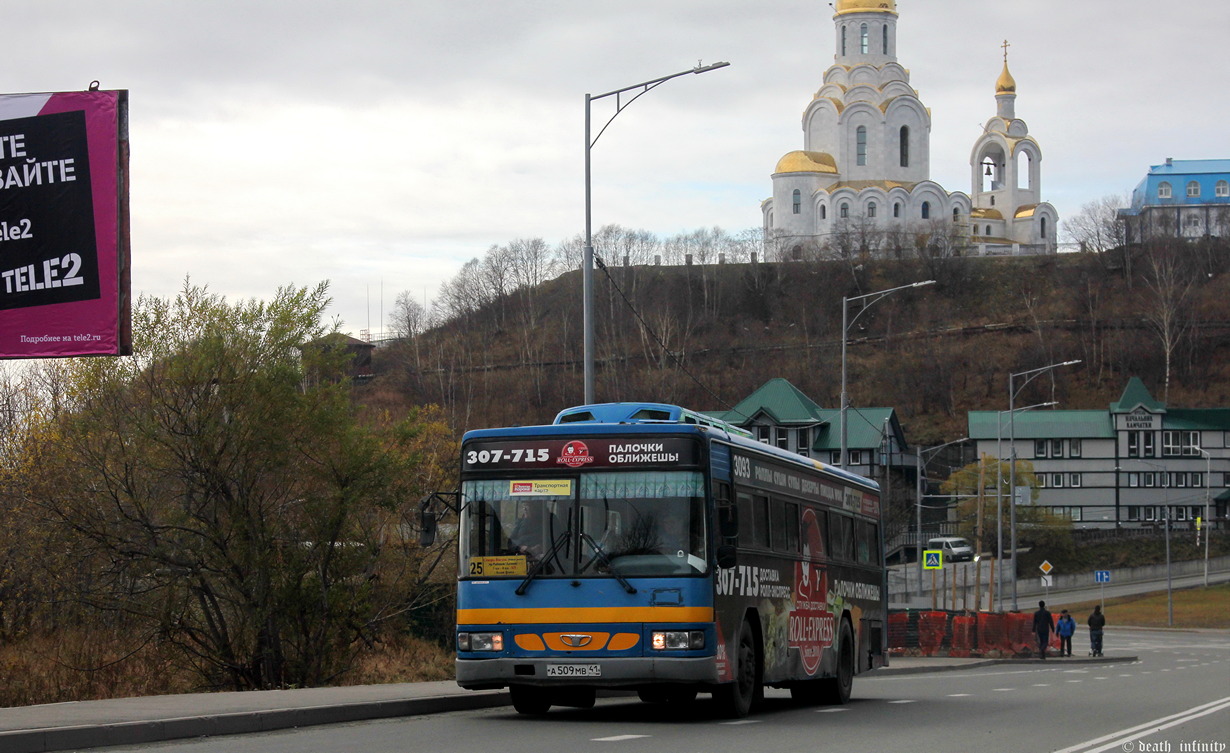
[{"x1": 557, "y1": 440, "x2": 594, "y2": 468}]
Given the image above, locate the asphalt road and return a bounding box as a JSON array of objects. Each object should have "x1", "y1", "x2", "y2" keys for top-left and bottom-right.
[{"x1": 99, "y1": 628, "x2": 1229, "y2": 753}]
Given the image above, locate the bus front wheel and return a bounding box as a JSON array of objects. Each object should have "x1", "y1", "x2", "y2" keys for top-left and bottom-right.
[
  {"x1": 714, "y1": 621, "x2": 759, "y2": 718},
  {"x1": 510, "y1": 685, "x2": 552, "y2": 715}
]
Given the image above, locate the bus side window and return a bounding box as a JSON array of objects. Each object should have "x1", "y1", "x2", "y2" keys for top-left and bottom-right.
[
  {"x1": 772, "y1": 499, "x2": 800, "y2": 553},
  {"x1": 856, "y1": 520, "x2": 874, "y2": 565},
  {"x1": 770, "y1": 498, "x2": 787, "y2": 551},
  {"x1": 785, "y1": 502, "x2": 800, "y2": 553},
  {"x1": 753, "y1": 495, "x2": 771, "y2": 549},
  {"x1": 736, "y1": 493, "x2": 753, "y2": 547},
  {"x1": 802, "y1": 507, "x2": 827, "y2": 561},
  {"x1": 829, "y1": 513, "x2": 853, "y2": 561}
]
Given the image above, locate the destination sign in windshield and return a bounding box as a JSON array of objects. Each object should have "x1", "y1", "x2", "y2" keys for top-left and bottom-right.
[{"x1": 462, "y1": 437, "x2": 700, "y2": 472}]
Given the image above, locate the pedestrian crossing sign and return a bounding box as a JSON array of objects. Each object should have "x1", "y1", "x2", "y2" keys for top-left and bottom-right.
[{"x1": 923, "y1": 550, "x2": 943, "y2": 570}]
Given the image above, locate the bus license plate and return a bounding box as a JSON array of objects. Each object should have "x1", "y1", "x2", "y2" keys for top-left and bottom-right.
[{"x1": 546, "y1": 664, "x2": 601, "y2": 678}]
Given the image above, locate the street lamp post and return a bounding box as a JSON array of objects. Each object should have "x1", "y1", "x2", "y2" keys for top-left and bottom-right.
[
  {"x1": 841, "y1": 280, "x2": 935, "y2": 469},
  {"x1": 915, "y1": 437, "x2": 968, "y2": 597},
  {"x1": 583, "y1": 62, "x2": 730, "y2": 404},
  {"x1": 1007, "y1": 359, "x2": 1080, "y2": 611},
  {"x1": 1198, "y1": 448, "x2": 1211, "y2": 587},
  {"x1": 995, "y1": 401, "x2": 1056, "y2": 612}
]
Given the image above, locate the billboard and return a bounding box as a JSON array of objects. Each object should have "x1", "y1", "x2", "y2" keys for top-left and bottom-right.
[{"x1": 0, "y1": 88, "x2": 130, "y2": 358}]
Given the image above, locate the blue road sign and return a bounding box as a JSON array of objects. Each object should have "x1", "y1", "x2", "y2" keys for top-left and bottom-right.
[
  {"x1": 923, "y1": 550, "x2": 943, "y2": 570},
  {"x1": 1094, "y1": 570, "x2": 1112, "y2": 584}
]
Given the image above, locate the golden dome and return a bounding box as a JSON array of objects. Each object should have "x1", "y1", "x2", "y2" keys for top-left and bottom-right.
[
  {"x1": 775, "y1": 151, "x2": 838, "y2": 174},
  {"x1": 834, "y1": 0, "x2": 898, "y2": 14},
  {"x1": 996, "y1": 62, "x2": 1017, "y2": 95}
]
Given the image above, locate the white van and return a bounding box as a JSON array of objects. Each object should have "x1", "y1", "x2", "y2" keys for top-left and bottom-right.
[{"x1": 926, "y1": 536, "x2": 975, "y2": 562}]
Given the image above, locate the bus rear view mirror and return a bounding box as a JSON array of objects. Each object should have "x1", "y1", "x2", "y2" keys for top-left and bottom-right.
[
  {"x1": 716, "y1": 544, "x2": 737, "y2": 570},
  {"x1": 419, "y1": 510, "x2": 438, "y2": 547}
]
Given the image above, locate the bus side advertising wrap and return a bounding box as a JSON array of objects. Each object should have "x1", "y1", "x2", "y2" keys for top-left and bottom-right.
[{"x1": 0, "y1": 89, "x2": 131, "y2": 358}]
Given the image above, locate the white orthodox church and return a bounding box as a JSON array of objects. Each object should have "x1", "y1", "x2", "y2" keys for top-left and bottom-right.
[{"x1": 762, "y1": 0, "x2": 1058, "y2": 258}]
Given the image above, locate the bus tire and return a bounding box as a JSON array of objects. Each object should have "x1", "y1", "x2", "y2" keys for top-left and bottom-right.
[
  {"x1": 714, "y1": 620, "x2": 759, "y2": 718},
  {"x1": 510, "y1": 685, "x2": 552, "y2": 715},
  {"x1": 821, "y1": 619, "x2": 855, "y2": 705}
]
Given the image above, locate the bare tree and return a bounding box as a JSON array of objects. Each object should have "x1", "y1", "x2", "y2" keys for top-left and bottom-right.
[
  {"x1": 554, "y1": 233, "x2": 585, "y2": 273},
  {"x1": 390, "y1": 291, "x2": 426, "y2": 341},
  {"x1": 1143, "y1": 244, "x2": 1197, "y2": 402},
  {"x1": 1062, "y1": 194, "x2": 1127, "y2": 254}
]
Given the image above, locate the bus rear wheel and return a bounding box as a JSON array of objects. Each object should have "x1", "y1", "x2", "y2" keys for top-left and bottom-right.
[
  {"x1": 821, "y1": 619, "x2": 854, "y2": 705},
  {"x1": 714, "y1": 621, "x2": 758, "y2": 718},
  {"x1": 510, "y1": 685, "x2": 552, "y2": 715}
]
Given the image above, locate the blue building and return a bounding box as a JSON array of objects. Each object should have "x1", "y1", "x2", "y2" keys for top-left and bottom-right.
[{"x1": 1121, "y1": 158, "x2": 1230, "y2": 242}]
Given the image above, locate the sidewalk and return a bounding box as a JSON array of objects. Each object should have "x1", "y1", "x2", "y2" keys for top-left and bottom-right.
[
  {"x1": 0, "y1": 654, "x2": 1134, "y2": 753},
  {"x1": 889, "y1": 568, "x2": 1230, "y2": 611}
]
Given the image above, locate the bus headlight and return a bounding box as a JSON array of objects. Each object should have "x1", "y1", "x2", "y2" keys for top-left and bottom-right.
[
  {"x1": 458, "y1": 632, "x2": 504, "y2": 652},
  {"x1": 651, "y1": 630, "x2": 705, "y2": 650}
]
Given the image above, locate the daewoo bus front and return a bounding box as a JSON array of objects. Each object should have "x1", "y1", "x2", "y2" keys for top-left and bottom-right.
[{"x1": 450, "y1": 426, "x2": 721, "y2": 715}]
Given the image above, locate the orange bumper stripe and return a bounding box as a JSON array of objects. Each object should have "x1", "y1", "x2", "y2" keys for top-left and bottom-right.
[{"x1": 457, "y1": 607, "x2": 713, "y2": 625}]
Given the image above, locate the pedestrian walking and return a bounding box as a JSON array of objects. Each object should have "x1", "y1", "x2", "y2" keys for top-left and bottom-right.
[
  {"x1": 1087, "y1": 605, "x2": 1106, "y2": 657},
  {"x1": 1032, "y1": 600, "x2": 1055, "y2": 659},
  {"x1": 1055, "y1": 609, "x2": 1076, "y2": 657}
]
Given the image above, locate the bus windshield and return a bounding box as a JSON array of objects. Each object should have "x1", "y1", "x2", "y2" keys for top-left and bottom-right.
[{"x1": 460, "y1": 471, "x2": 708, "y2": 579}]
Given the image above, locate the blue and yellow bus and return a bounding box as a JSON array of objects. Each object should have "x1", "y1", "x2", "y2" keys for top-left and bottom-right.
[{"x1": 424, "y1": 402, "x2": 887, "y2": 717}]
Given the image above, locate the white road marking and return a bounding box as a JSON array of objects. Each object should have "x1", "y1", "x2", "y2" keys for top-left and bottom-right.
[
  {"x1": 1050, "y1": 696, "x2": 1230, "y2": 753},
  {"x1": 948, "y1": 693, "x2": 972, "y2": 697},
  {"x1": 719, "y1": 720, "x2": 761, "y2": 725},
  {"x1": 593, "y1": 735, "x2": 651, "y2": 742},
  {"x1": 887, "y1": 700, "x2": 916, "y2": 704},
  {"x1": 816, "y1": 708, "x2": 849, "y2": 713}
]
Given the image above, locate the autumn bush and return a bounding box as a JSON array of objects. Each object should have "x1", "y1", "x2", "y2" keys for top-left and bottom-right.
[{"x1": 0, "y1": 281, "x2": 460, "y2": 703}]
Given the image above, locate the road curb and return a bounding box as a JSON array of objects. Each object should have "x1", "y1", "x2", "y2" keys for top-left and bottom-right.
[
  {"x1": 0, "y1": 691, "x2": 511, "y2": 753},
  {"x1": 874, "y1": 655, "x2": 1138, "y2": 676}
]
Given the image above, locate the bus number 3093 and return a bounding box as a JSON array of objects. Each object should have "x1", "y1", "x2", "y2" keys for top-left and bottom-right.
[{"x1": 732, "y1": 455, "x2": 751, "y2": 479}]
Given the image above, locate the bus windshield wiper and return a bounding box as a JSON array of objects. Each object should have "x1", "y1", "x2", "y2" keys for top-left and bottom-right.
[
  {"x1": 515, "y1": 530, "x2": 572, "y2": 596},
  {"x1": 581, "y1": 533, "x2": 637, "y2": 594}
]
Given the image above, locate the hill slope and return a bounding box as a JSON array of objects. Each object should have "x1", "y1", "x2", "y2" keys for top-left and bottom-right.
[{"x1": 370, "y1": 241, "x2": 1230, "y2": 444}]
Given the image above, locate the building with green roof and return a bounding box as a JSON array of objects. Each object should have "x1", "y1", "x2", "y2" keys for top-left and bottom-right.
[
  {"x1": 706, "y1": 377, "x2": 909, "y2": 478},
  {"x1": 968, "y1": 377, "x2": 1229, "y2": 528}
]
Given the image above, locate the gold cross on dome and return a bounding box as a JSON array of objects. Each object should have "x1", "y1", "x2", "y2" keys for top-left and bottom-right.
[{"x1": 1002, "y1": 39, "x2": 1011, "y2": 62}]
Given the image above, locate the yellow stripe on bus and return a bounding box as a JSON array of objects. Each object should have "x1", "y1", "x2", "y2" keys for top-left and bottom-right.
[{"x1": 457, "y1": 607, "x2": 714, "y2": 625}]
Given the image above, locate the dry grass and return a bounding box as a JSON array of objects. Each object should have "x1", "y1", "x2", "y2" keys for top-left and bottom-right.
[
  {"x1": 0, "y1": 628, "x2": 192, "y2": 708},
  {"x1": 340, "y1": 633, "x2": 455, "y2": 686},
  {"x1": 0, "y1": 628, "x2": 455, "y2": 708},
  {"x1": 1060, "y1": 583, "x2": 1230, "y2": 630}
]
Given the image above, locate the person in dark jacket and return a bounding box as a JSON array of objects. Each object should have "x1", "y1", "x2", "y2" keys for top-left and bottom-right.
[
  {"x1": 1087, "y1": 605, "x2": 1107, "y2": 657},
  {"x1": 1032, "y1": 601, "x2": 1055, "y2": 659},
  {"x1": 1055, "y1": 609, "x2": 1076, "y2": 657}
]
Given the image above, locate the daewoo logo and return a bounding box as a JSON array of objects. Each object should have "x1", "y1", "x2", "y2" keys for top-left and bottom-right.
[
  {"x1": 557, "y1": 441, "x2": 594, "y2": 468},
  {"x1": 561, "y1": 634, "x2": 593, "y2": 648}
]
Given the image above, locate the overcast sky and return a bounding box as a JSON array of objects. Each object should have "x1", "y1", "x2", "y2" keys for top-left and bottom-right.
[{"x1": 7, "y1": 1, "x2": 1227, "y2": 337}]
